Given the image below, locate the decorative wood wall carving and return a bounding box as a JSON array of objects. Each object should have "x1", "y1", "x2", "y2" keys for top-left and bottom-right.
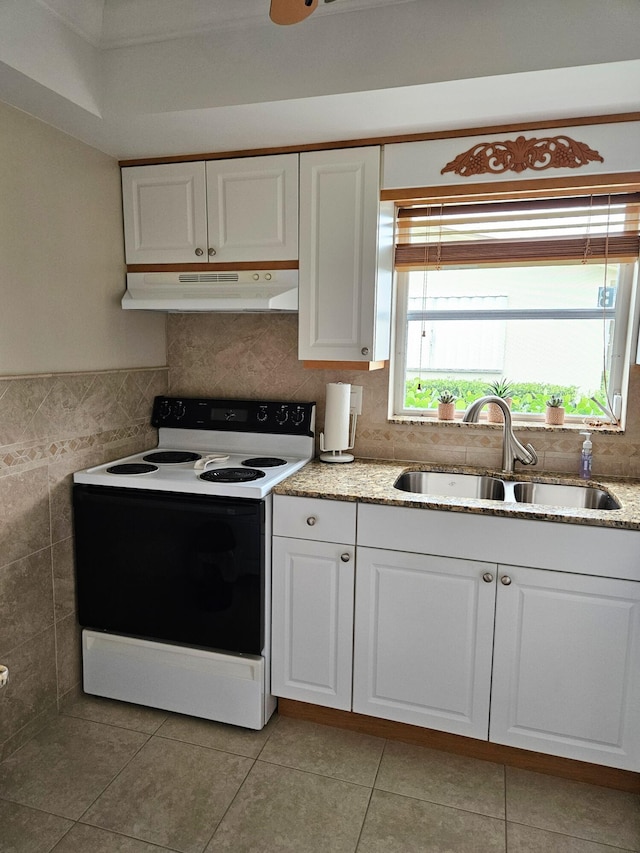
[{"x1": 441, "y1": 135, "x2": 604, "y2": 178}]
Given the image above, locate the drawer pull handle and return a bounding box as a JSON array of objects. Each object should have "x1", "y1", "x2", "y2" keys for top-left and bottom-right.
[
  {"x1": 341, "y1": 553, "x2": 350, "y2": 563},
  {"x1": 482, "y1": 572, "x2": 494, "y2": 583},
  {"x1": 306, "y1": 516, "x2": 317, "y2": 526}
]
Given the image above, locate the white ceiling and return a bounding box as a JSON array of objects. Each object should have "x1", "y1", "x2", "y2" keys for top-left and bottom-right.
[{"x1": 0, "y1": 0, "x2": 639, "y2": 159}]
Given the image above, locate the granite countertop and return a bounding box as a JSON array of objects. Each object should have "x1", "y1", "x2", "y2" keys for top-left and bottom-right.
[{"x1": 273, "y1": 458, "x2": 640, "y2": 531}]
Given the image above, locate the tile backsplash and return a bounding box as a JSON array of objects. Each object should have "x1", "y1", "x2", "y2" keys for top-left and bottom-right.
[
  {"x1": 168, "y1": 313, "x2": 640, "y2": 478},
  {"x1": 0, "y1": 367, "x2": 168, "y2": 760}
]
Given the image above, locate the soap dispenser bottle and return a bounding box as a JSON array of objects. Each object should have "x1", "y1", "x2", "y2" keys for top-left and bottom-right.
[{"x1": 579, "y1": 431, "x2": 592, "y2": 479}]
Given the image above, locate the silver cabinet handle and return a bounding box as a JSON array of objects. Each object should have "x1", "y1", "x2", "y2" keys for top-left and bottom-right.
[
  {"x1": 208, "y1": 248, "x2": 216, "y2": 256},
  {"x1": 482, "y1": 572, "x2": 494, "y2": 583},
  {"x1": 361, "y1": 347, "x2": 370, "y2": 356},
  {"x1": 195, "y1": 247, "x2": 204, "y2": 256},
  {"x1": 306, "y1": 516, "x2": 316, "y2": 526},
  {"x1": 500, "y1": 575, "x2": 512, "y2": 586},
  {"x1": 340, "y1": 553, "x2": 351, "y2": 563}
]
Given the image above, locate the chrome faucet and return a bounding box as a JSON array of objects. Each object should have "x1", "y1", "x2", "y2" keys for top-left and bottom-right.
[{"x1": 463, "y1": 395, "x2": 538, "y2": 473}]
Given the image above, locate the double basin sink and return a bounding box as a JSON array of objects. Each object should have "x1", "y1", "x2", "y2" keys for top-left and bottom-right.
[{"x1": 394, "y1": 471, "x2": 621, "y2": 511}]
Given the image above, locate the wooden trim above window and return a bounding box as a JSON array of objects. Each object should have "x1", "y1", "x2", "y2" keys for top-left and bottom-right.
[{"x1": 382, "y1": 172, "x2": 640, "y2": 204}]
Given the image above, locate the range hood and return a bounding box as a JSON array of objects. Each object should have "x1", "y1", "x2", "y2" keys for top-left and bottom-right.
[{"x1": 122, "y1": 270, "x2": 298, "y2": 312}]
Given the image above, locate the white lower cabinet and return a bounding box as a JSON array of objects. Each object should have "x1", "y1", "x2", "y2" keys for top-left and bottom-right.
[
  {"x1": 271, "y1": 497, "x2": 640, "y2": 769},
  {"x1": 271, "y1": 496, "x2": 356, "y2": 710},
  {"x1": 353, "y1": 547, "x2": 496, "y2": 739},
  {"x1": 490, "y1": 565, "x2": 640, "y2": 770}
]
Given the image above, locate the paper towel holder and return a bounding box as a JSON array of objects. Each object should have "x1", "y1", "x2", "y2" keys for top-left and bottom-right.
[
  {"x1": 319, "y1": 382, "x2": 358, "y2": 463},
  {"x1": 319, "y1": 412, "x2": 356, "y2": 462}
]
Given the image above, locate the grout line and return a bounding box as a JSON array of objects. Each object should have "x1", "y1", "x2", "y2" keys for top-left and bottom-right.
[
  {"x1": 74, "y1": 728, "x2": 153, "y2": 824},
  {"x1": 200, "y1": 755, "x2": 257, "y2": 850},
  {"x1": 352, "y1": 737, "x2": 389, "y2": 852}
]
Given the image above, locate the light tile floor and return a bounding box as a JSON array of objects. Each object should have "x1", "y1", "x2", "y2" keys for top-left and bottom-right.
[{"x1": 1, "y1": 695, "x2": 639, "y2": 853}]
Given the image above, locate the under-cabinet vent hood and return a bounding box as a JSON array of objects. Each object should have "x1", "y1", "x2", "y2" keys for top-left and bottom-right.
[{"x1": 122, "y1": 270, "x2": 298, "y2": 312}]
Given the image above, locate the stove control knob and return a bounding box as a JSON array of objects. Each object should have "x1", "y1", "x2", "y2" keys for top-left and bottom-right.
[
  {"x1": 157, "y1": 399, "x2": 172, "y2": 420},
  {"x1": 252, "y1": 273, "x2": 260, "y2": 281},
  {"x1": 275, "y1": 405, "x2": 289, "y2": 425},
  {"x1": 256, "y1": 405, "x2": 269, "y2": 423},
  {"x1": 291, "y1": 406, "x2": 305, "y2": 426},
  {"x1": 173, "y1": 400, "x2": 186, "y2": 420},
  {"x1": 265, "y1": 273, "x2": 272, "y2": 281}
]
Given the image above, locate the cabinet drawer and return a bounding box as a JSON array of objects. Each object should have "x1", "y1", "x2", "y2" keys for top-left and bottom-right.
[{"x1": 273, "y1": 495, "x2": 356, "y2": 544}]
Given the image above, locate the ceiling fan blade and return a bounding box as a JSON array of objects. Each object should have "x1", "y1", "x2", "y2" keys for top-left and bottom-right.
[{"x1": 270, "y1": 0, "x2": 319, "y2": 25}]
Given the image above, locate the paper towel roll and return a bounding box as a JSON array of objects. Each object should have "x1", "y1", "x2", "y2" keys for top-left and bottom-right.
[{"x1": 323, "y1": 383, "x2": 351, "y2": 450}]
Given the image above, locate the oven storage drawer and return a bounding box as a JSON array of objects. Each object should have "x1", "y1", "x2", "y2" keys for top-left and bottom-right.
[
  {"x1": 82, "y1": 630, "x2": 267, "y2": 729},
  {"x1": 273, "y1": 495, "x2": 356, "y2": 544}
]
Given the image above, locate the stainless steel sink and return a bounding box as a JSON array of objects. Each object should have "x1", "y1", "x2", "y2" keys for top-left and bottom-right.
[
  {"x1": 394, "y1": 471, "x2": 505, "y2": 501},
  {"x1": 512, "y1": 482, "x2": 621, "y2": 510},
  {"x1": 393, "y1": 470, "x2": 621, "y2": 510}
]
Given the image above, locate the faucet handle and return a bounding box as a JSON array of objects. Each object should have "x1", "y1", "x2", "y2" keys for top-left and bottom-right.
[{"x1": 523, "y1": 443, "x2": 538, "y2": 466}]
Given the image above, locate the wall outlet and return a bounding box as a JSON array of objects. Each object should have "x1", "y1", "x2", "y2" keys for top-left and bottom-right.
[
  {"x1": 350, "y1": 385, "x2": 363, "y2": 415},
  {"x1": 0, "y1": 665, "x2": 8, "y2": 689}
]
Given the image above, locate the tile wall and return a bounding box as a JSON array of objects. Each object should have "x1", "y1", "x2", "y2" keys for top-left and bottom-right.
[
  {"x1": 168, "y1": 313, "x2": 640, "y2": 478},
  {"x1": 0, "y1": 367, "x2": 168, "y2": 760}
]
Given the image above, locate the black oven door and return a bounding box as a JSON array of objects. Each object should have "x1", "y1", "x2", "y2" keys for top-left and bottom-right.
[{"x1": 73, "y1": 485, "x2": 265, "y2": 655}]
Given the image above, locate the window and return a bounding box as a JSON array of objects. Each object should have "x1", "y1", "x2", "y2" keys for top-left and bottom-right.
[{"x1": 392, "y1": 193, "x2": 640, "y2": 422}]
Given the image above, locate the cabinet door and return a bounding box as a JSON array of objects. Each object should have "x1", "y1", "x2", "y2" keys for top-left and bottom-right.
[
  {"x1": 353, "y1": 547, "x2": 497, "y2": 738},
  {"x1": 122, "y1": 162, "x2": 208, "y2": 264},
  {"x1": 490, "y1": 566, "x2": 640, "y2": 770},
  {"x1": 206, "y1": 154, "x2": 298, "y2": 263},
  {"x1": 298, "y1": 147, "x2": 392, "y2": 362},
  {"x1": 271, "y1": 536, "x2": 354, "y2": 710}
]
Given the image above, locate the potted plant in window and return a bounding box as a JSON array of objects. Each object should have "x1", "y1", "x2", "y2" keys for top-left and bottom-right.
[
  {"x1": 486, "y1": 379, "x2": 513, "y2": 423},
  {"x1": 545, "y1": 394, "x2": 566, "y2": 425},
  {"x1": 436, "y1": 390, "x2": 457, "y2": 420}
]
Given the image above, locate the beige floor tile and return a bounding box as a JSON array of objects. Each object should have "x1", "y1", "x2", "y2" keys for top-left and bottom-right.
[
  {"x1": 81, "y1": 735, "x2": 253, "y2": 853},
  {"x1": 506, "y1": 768, "x2": 640, "y2": 850},
  {"x1": 61, "y1": 692, "x2": 168, "y2": 734},
  {"x1": 258, "y1": 717, "x2": 384, "y2": 786},
  {"x1": 507, "y1": 822, "x2": 634, "y2": 852},
  {"x1": 156, "y1": 709, "x2": 279, "y2": 758},
  {"x1": 356, "y1": 789, "x2": 506, "y2": 853},
  {"x1": 205, "y1": 760, "x2": 371, "y2": 852},
  {"x1": 375, "y1": 741, "x2": 506, "y2": 818},
  {"x1": 51, "y1": 823, "x2": 173, "y2": 852},
  {"x1": 0, "y1": 798, "x2": 73, "y2": 853},
  {"x1": 0, "y1": 716, "x2": 147, "y2": 820}
]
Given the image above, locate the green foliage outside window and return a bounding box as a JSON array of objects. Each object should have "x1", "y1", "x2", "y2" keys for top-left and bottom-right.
[{"x1": 404, "y1": 378, "x2": 606, "y2": 417}]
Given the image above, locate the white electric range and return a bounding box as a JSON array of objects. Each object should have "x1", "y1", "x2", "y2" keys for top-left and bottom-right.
[{"x1": 72, "y1": 396, "x2": 316, "y2": 729}]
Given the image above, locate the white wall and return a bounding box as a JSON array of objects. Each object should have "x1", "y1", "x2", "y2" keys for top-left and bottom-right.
[{"x1": 0, "y1": 100, "x2": 166, "y2": 375}]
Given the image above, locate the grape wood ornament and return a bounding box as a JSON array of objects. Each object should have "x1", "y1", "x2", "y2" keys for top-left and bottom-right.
[{"x1": 441, "y1": 135, "x2": 604, "y2": 178}]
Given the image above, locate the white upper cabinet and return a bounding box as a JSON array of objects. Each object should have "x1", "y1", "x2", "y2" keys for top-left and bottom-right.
[
  {"x1": 206, "y1": 155, "x2": 298, "y2": 263},
  {"x1": 122, "y1": 154, "x2": 298, "y2": 265},
  {"x1": 298, "y1": 146, "x2": 393, "y2": 363},
  {"x1": 122, "y1": 162, "x2": 208, "y2": 264}
]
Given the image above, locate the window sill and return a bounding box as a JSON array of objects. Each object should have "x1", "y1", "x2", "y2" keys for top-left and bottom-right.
[{"x1": 389, "y1": 415, "x2": 623, "y2": 435}]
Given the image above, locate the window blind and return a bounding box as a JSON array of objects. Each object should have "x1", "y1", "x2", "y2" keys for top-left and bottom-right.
[{"x1": 395, "y1": 193, "x2": 640, "y2": 269}]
